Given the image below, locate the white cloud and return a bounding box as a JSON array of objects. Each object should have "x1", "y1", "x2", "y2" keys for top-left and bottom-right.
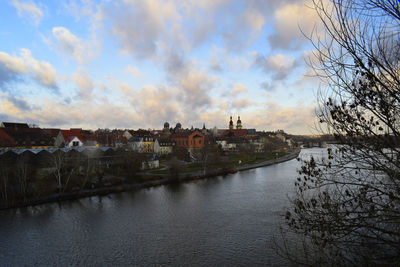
[
  {"x1": 244, "y1": 6, "x2": 265, "y2": 33},
  {"x1": 256, "y1": 53, "x2": 300, "y2": 80},
  {"x1": 51, "y1": 25, "x2": 101, "y2": 64},
  {"x1": 0, "y1": 49, "x2": 57, "y2": 88},
  {"x1": 124, "y1": 65, "x2": 144, "y2": 79},
  {"x1": 63, "y1": 0, "x2": 96, "y2": 21},
  {"x1": 52, "y1": 27, "x2": 85, "y2": 63},
  {"x1": 244, "y1": 102, "x2": 317, "y2": 134},
  {"x1": 208, "y1": 46, "x2": 250, "y2": 73},
  {"x1": 11, "y1": 0, "x2": 44, "y2": 26},
  {"x1": 73, "y1": 72, "x2": 93, "y2": 99},
  {"x1": 268, "y1": 0, "x2": 320, "y2": 50},
  {"x1": 132, "y1": 85, "x2": 180, "y2": 127},
  {"x1": 0, "y1": 51, "x2": 27, "y2": 74},
  {"x1": 232, "y1": 98, "x2": 253, "y2": 110},
  {"x1": 103, "y1": 0, "x2": 181, "y2": 59},
  {"x1": 232, "y1": 83, "x2": 248, "y2": 96}
]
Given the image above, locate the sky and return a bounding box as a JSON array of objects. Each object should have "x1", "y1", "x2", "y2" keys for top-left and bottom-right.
[{"x1": 0, "y1": 0, "x2": 324, "y2": 134}]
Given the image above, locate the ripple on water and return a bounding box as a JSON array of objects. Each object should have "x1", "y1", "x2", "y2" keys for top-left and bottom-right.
[{"x1": 0, "y1": 149, "x2": 322, "y2": 266}]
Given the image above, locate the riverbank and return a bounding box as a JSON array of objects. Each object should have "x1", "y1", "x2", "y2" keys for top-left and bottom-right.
[{"x1": 0, "y1": 149, "x2": 300, "y2": 210}]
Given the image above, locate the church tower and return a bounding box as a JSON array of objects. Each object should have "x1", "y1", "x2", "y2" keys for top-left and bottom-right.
[
  {"x1": 229, "y1": 116, "x2": 234, "y2": 130},
  {"x1": 202, "y1": 123, "x2": 207, "y2": 134},
  {"x1": 236, "y1": 116, "x2": 242, "y2": 129}
]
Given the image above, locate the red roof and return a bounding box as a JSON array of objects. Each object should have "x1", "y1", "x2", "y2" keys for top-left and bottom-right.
[
  {"x1": 170, "y1": 130, "x2": 203, "y2": 138},
  {"x1": 61, "y1": 129, "x2": 84, "y2": 143},
  {"x1": 221, "y1": 129, "x2": 247, "y2": 137}
]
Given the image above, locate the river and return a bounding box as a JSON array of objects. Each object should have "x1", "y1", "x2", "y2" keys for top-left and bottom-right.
[{"x1": 0, "y1": 148, "x2": 320, "y2": 266}]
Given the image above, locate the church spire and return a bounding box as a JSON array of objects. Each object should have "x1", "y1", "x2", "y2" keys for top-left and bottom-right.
[
  {"x1": 229, "y1": 116, "x2": 234, "y2": 130},
  {"x1": 236, "y1": 116, "x2": 242, "y2": 129}
]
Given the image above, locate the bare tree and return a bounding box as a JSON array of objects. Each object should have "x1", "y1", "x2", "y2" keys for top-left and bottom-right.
[
  {"x1": 0, "y1": 158, "x2": 9, "y2": 203},
  {"x1": 15, "y1": 154, "x2": 31, "y2": 203},
  {"x1": 281, "y1": 0, "x2": 400, "y2": 265},
  {"x1": 52, "y1": 150, "x2": 76, "y2": 196},
  {"x1": 198, "y1": 143, "x2": 220, "y2": 175}
]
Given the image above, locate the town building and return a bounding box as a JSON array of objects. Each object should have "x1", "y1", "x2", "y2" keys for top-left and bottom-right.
[
  {"x1": 0, "y1": 122, "x2": 29, "y2": 129},
  {"x1": 127, "y1": 129, "x2": 155, "y2": 153},
  {"x1": 154, "y1": 138, "x2": 175, "y2": 155},
  {"x1": 0, "y1": 123, "x2": 54, "y2": 148},
  {"x1": 170, "y1": 130, "x2": 205, "y2": 152},
  {"x1": 55, "y1": 129, "x2": 85, "y2": 147}
]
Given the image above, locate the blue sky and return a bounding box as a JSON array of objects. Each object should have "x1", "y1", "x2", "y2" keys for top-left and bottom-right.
[{"x1": 0, "y1": 0, "x2": 322, "y2": 134}]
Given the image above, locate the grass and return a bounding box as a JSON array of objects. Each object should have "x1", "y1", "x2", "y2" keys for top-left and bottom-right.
[{"x1": 146, "y1": 151, "x2": 288, "y2": 176}]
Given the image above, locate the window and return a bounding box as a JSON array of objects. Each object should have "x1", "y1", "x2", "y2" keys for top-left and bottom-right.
[
  {"x1": 199, "y1": 140, "x2": 201, "y2": 144},
  {"x1": 72, "y1": 141, "x2": 79, "y2": 146}
]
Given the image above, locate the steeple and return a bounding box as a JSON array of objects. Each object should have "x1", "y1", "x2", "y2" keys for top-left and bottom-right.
[
  {"x1": 236, "y1": 116, "x2": 242, "y2": 129},
  {"x1": 229, "y1": 116, "x2": 234, "y2": 130}
]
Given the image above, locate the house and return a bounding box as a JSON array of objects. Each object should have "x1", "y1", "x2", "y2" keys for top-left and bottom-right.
[
  {"x1": 216, "y1": 136, "x2": 247, "y2": 151},
  {"x1": 55, "y1": 129, "x2": 85, "y2": 147},
  {"x1": 0, "y1": 122, "x2": 29, "y2": 129},
  {"x1": 80, "y1": 129, "x2": 98, "y2": 146},
  {"x1": 220, "y1": 129, "x2": 248, "y2": 138},
  {"x1": 0, "y1": 128, "x2": 16, "y2": 148},
  {"x1": 154, "y1": 138, "x2": 175, "y2": 155},
  {"x1": 123, "y1": 130, "x2": 135, "y2": 140},
  {"x1": 42, "y1": 128, "x2": 61, "y2": 144},
  {"x1": 170, "y1": 130, "x2": 205, "y2": 152},
  {"x1": 127, "y1": 130, "x2": 155, "y2": 152},
  {"x1": 0, "y1": 127, "x2": 54, "y2": 148}
]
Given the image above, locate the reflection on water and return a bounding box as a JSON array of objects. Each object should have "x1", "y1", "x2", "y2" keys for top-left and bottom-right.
[{"x1": 0, "y1": 149, "x2": 319, "y2": 266}]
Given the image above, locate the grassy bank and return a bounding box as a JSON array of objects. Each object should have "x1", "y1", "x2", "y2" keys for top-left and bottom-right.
[{"x1": 0, "y1": 150, "x2": 299, "y2": 210}]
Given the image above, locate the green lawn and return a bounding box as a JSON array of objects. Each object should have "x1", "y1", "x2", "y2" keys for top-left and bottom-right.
[{"x1": 147, "y1": 151, "x2": 288, "y2": 176}]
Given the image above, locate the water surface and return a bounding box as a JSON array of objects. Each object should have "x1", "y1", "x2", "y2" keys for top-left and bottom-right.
[{"x1": 0, "y1": 149, "x2": 317, "y2": 266}]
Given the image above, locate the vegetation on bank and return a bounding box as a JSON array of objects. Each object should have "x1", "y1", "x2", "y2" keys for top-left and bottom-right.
[
  {"x1": 0, "y1": 145, "x2": 292, "y2": 209},
  {"x1": 150, "y1": 151, "x2": 287, "y2": 175}
]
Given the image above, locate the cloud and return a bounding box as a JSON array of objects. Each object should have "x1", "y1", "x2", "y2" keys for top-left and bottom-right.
[
  {"x1": 260, "y1": 81, "x2": 276, "y2": 92},
  {"x1": 0, "y1": 49, "x2": 57, "y2": 89},
  {"x1": 232, "y1": 98, "x2": 253, "y2": 110},
  {"x1": 232, "y1": 83, "x2": 248, "y2": 96},
  {"x1": 102, "y1": 0, "x2": 294, "y2": 59},
  {"x1": 103, "y1": 0, "x2": 180, "y2": 59},
  {"x1": 20, "y1": 49, "x2": 57, "y2": 88},
  {"x1": 11, "y1": 0, "x2": 44, "y2": 26},
  {"x1": 208, "y1": 46, "x2": 250, "y2": 73},
  {"x1": 244, "y1": 102, "x2": 317, "y2": 134},
  {"x1": 0, "y1": 93, "x2": 142, "y2": 129},
  {"x1": 52, "y1": 27, "x2": 85, "y2": 63},
  {"x1": 160, "y1": 45, "x2": 216, "y2": 115},
  {"x1": 63, "y1": 0, "x2": 97, "y2": 21},
  {"x1": 0, "y1": 51, "x2": 27, "y2": 86},
  {"x1": 177, "y1": 66, "x2": 214, "y2": 111},
  {"x1": 268, "y1": 0, "x2": 319, "y2": 50},
  {"x1": 132, "y1": 85, "x2": 180, "y2": 127},
  {"x1": 73, "y1": 72, "x2": 93, "y2": 99},
  {"x1": 255, "y1": 53, "x2": 300, "y2": 80},
  {"x1": 220, "y1": 0, "x2": 290, "y2": 51},
  {"x1": 124, "y1": 65, "x2": 144, "y2": 79},
  {"x1": 5, "y1": 94, "x2": 33, "y2": 111}
]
